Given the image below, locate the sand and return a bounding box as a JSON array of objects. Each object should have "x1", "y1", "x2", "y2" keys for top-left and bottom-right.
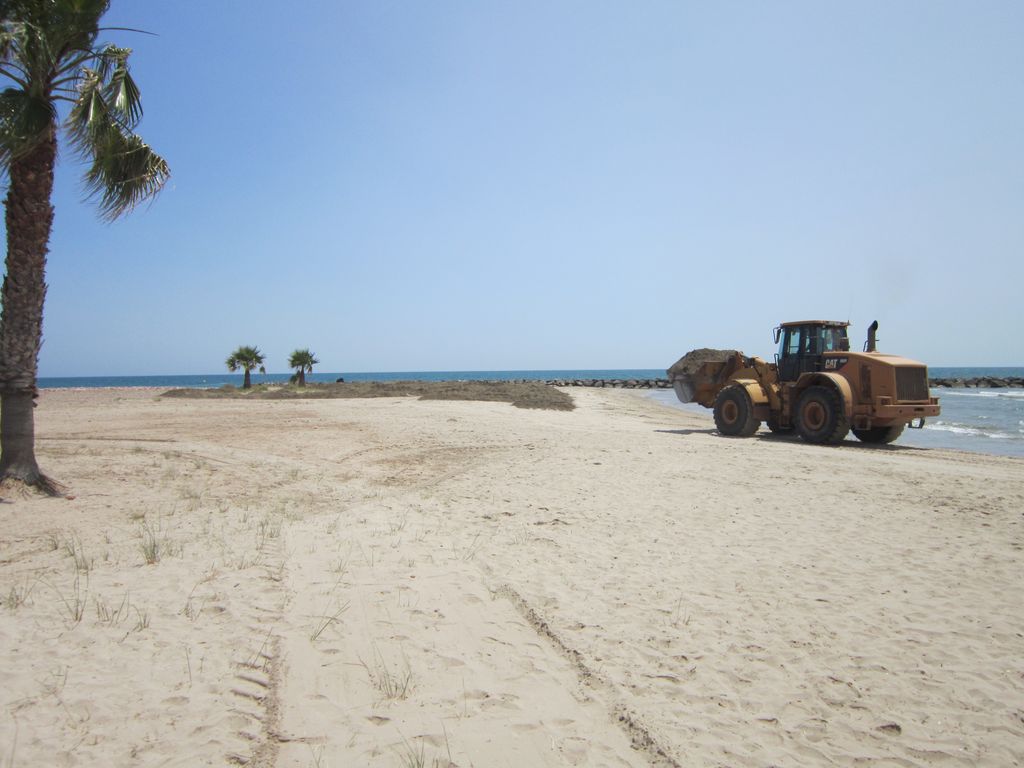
[{"x1": 1, "y1": 386, "x2": 1022, "y2": 767}]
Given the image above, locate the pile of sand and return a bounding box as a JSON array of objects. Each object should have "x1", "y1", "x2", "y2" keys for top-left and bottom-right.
[{"x1": 666, "y1": 348, "x2": 742, "y2": 379}]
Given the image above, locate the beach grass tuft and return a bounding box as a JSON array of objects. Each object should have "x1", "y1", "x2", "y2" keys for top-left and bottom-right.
[
  {"x1": 5, "y1": 576, "x2": 37, "y2": 610},
  {"x1": 139, "y1": 518, "x2": 179, "y2": 565},
  {"x1": 181, "y1": 583, "x2": 205, "y2": 622},
  {"x1": 133, "y1": 606, "x2": 151, "y2": 632},
  {"x1": 396, "y1": 724, "x2": 453, "y2": 768},
  {"x1": 310, "y1": 600, "x2": 349, "y2": 642},
  {"x1": 397, "y1": 737, "x2": 445, "y2": 768},
  {"x1": 453, "y1": 533, "x2": 484, "y2": 562},
  {"x1": 256, "y1": 514, "x2": 283, "y2": 549},
  {"x1": 360, "y1": 646, "x2": 413, "y2": 700},
  {"x1": 61, "y1": 533, "x2": 93, "y2": 574},
  {"x1": 95, "y1": 592, "x2": 132, "y2": 625},
  {"x1": 52, "y1": 572, "x2": 88, "y2": 625}
]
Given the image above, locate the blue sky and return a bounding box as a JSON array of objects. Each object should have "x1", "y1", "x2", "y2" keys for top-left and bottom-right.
[{"x1": 18, "y1": 1, "x2": 1024, "y2": 375}]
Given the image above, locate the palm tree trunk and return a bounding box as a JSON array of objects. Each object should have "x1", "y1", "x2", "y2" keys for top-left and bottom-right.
[
  {"x1": 243, "y1": 370, "x2": 251, "y2": 389},
  {"x1": 297, "y1": 369, "x2": 306, "y2": 386},
  {"x1": 0, "y1": 128, "x2": 57, "y2": 492}
]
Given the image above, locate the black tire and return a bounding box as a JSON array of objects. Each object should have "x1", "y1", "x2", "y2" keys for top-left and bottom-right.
[
  {"x1": 766, "y1": 416, "x2": 795, "y2": 435},
  {"x1": 713, "y1": 384, "x2": 760, "y2": 437},
  {"x1": 852, "y1": 424, "x2": 906, "y2": 444},
  {"x1": 796, "y1": 385, "x2": 850, "y2": 445}
]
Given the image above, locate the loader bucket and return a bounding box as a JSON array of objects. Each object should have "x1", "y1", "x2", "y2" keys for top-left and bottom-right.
[
  {"x1": 666, "y1": 349, "x2": 745, "y2": 408},
  {"x1": 673, "y1": 378, "x2": 696, "y2": 403}
]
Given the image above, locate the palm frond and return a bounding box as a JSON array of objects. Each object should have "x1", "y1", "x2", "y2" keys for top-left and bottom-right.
[
  {"x1": 51, "y1": 48, "x2": 95, "y2": 80},
  {"x1": 81, "y1": 128, "x2": 168, "y2": 220},
  {"x1": 94, "y1": 44, "x2": 123, "y2": 80},
  {"x1": 62, "y1": 47, "x2": 165, "y2": 219},
  {"x1": 0, "y1": 86, "x2": 56, "y2": 164},
  {"x1": 65, "y1": 67, "x2": 105, "y2": 143},
  {"x1": 98, "y1": 46, "x2": 141, "y2": 127},
  {"x1": 0, "y1": 60, "x2": 30, "y2": 88},
  {"x1": 0, "y1": 27, "x2": 13, "y2": 64}
]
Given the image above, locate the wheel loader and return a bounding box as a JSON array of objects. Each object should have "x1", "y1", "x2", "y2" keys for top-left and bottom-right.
[{"x1": 667, "y1": 320, "x2": 940, "y2": 445}]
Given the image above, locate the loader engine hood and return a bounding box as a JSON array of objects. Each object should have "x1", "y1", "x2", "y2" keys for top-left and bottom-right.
[{"x1": 825, "y1": 351, "x2": 930, "y2": 369}]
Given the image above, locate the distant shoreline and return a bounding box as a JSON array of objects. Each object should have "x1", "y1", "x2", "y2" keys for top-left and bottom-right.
[{"x1": 32, "y1": 366, "x2": 1024, "y2": 390}]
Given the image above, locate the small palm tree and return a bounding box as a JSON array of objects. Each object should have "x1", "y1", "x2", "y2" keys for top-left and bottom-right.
[
  {"x1": 288, "y1": 348, "x2": 318, "y2": 386},
  {"x1": 0, "y1": 1, "x2": 169, "y2": 491},
  {"x1": 226, "y1": 345, "x2": 266, "y2": 389}
]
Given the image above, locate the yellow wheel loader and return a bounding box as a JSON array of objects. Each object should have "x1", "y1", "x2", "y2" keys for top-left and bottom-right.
[{"x1": 667, "y1": 321, "x2": 940, "y2": 445}]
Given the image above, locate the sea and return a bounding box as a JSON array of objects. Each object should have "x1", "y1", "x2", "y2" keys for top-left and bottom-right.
[{"x1": 37, "y1": 367, "x2": 1024, "y2": 459}]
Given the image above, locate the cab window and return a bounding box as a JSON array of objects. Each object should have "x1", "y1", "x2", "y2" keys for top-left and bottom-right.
[
  {"x1": 821, "y1": 326, "x2": 849, "y2": 352},
  {"x1": 802, "y1": 327, "x2": 818, "y2": 355},
  {"x1": 781, "y1": 328, "x2": 801, "y2": 357}
]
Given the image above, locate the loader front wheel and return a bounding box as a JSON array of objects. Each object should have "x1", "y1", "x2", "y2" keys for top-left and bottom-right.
[
  {"x1": 713, "y1": 385, "x2": 760, "y2": 437},
  {"x1": 796, "y1": 386, "x2": 850, "y2": 445}
]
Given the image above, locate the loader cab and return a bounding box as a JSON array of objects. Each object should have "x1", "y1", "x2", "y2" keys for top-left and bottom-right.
[{"x1": 774, "y1": 321, "x2": 850, "y2": 382}]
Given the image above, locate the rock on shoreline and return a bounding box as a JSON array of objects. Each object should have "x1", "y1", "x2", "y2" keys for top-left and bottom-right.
[
  {"x1": 929, "y1": 377, "x2": 1024, "y2": 389},
  {"x1": 542, "y1": 377, "x2": 1023, "y2": 389},
  {"x1": 544, "y1": 378, "x2": 674, "y2": 389}
]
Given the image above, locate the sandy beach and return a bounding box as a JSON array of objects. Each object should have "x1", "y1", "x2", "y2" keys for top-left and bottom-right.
[{"x1": 2, "y1": 386, "x2": 1022, "y2": 767}]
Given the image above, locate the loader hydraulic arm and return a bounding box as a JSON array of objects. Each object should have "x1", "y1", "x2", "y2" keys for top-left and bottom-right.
[{"x1": 746, "y1": 356, "x2": 782, "y2": 411}]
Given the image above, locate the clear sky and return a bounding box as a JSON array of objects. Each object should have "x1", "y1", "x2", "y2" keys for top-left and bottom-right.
[{"x1": 17, "y1": 1, "x2": 1023, "y2": 376}]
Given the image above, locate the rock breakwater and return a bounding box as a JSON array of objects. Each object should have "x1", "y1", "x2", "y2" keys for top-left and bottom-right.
[
  {"x1": 541, "y1": 377, "x2": 1023, "y2": 390},
  {"x1": 544, "y1": 378, "x2": 673, "y2": 389},
  {"x1": 930, "y1": 376, "x2": 1024, "y2": 389}
]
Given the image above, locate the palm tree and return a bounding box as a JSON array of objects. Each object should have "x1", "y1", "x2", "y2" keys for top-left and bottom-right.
[
  {"x1": 0, "y1": 1, "x2": 169, "y2": 492},
  {"x1": 226, "y1": 346, "x2": 266, "y2": 389},
  {"x1": 288, "y1": 348, "x2": 318, "y2": 387}
]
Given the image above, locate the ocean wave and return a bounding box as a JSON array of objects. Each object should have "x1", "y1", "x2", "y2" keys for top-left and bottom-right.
[
  {"x1": 925, "y1": 421, "x2": 1019, "y2": 440},
  {"x1": 936, "y1": 389, "x2": 1024, "y2": 400}
]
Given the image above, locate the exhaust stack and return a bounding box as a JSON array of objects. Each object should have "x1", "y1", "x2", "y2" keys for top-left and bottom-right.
[{"x1": 865, "y1": 320, "x2": 879, "y2": 353}]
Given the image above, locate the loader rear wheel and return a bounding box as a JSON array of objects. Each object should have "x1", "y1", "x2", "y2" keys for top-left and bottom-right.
[
  {"x1": 796, "y1": 386, "x2": 850, "y2": 445},
  {"x1": 852, "y1": 424, "x2": 905, "y2": 444},
  {"x1": 713, "y1": 385, "x2": 760, "y2": 437}
]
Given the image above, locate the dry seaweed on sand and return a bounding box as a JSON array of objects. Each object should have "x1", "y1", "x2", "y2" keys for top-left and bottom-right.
[{"x1": 161, "y1": 380, "x2": 575, "y2": 411}]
